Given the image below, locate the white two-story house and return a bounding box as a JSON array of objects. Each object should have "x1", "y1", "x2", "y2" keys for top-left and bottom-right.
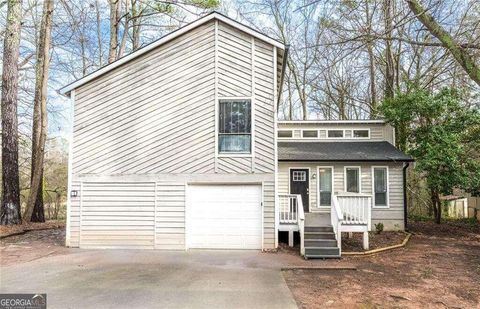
[{"x1": 60, "y1": 12, "x2": 412, "y2": 258}]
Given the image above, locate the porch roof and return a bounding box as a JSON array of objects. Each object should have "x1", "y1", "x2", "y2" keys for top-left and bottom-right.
[{"x1": 278, "y1": 141, "x2": 414, "y2": 162}]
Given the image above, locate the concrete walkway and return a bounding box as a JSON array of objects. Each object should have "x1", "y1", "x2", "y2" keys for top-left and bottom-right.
[{"x1": 0, "y1": 250, "x2": 298, "y2": 309}]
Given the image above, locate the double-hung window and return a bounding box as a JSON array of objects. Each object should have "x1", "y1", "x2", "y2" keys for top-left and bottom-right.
[
  {"x1": 218, "y1": 99, "x2": 251, "y2": 154},
  {"x1": 373, "y1": 167, "x2": 388, "y2": 207},
  {"x1": 345, "y1": 167, "x2": 360, "y2": 193}
]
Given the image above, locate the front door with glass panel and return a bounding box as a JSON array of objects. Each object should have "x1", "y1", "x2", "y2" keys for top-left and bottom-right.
[
  {"x1": 289, "y1": 169, "x2": 309, "y2": 212},
  {"x1": 318, "y1": 167, "x2": 333, "y2": 208}
]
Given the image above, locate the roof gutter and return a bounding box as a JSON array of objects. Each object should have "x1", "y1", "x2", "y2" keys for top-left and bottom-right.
[
  {"x1": 277, "y1": 45, "x2": 289, "y2": 109},
  {"x1": 278, "y1": 158, "x2": 415, "y2": 162}
]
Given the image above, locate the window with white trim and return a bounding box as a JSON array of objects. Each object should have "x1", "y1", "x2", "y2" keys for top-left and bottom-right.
[
  {"x1": 302, "y1": 130, "x2": 318, "y2": 138},
  {"x1": 327, "y1": 130, "x2": 344, "y2": 138},
  {"x1": 278, "y1": 130, "x2": 293, "y2": 138},
  {"x1": 373, "y1": 167, "x2": 388, "y2": 207},
  {"x1": 218, "y1": 99, "x2": 251, "y2": 153},
  {"x1": 345, "y1": 167, "x2": 360, "y2": 193},
  {"x1": 353, "y1": 129, "x2": 369, "y2": 138},
  {"x1": 292, "y1": 171, "x2": 307, "y2": 181}
]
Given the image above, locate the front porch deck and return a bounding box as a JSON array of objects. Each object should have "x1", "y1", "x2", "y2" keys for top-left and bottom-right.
[{"x1": 278, "y1": 193, "x2": 372, "y2": 258}]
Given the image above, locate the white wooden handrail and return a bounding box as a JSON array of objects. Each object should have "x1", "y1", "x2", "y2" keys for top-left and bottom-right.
[
  {"x1": 297, "y1": 195, "x2": 305, "y2": 256},
  {"x1": 336, "y1": 192, "x2": 371, "y2": 227},
  {"x1": 278, "y1": 194, "x2": 305, "y2": 256},
  {"x1": 331, "y1": 195, "x2": 343, "y2": 254},
  {"x1": 278, "y1": 194, "x2": 299, "y2": 223}
]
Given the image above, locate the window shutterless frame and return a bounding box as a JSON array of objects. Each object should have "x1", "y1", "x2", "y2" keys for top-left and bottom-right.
[
  {"x1": 317, "y1": 166, "x2": 334, "y2": 208},
  {"x1": 372, "y1": 166, "x2": 389, "y2": 208},
  {"x1": 327, "y1": 129, "x2": 345, "y2": 139},
  {"x1": 344, "y1": 166, "x2": 361, "y2": 193},
  {"x1": 217, "y1": 98, "x2": 252, "y2": 155}
]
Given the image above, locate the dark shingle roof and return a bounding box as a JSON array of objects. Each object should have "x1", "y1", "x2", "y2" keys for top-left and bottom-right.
[{"x1": 278, "y1": 141, "x2": 413, "y2": 162}]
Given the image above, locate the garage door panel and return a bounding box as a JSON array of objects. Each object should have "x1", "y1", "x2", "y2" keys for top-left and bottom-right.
[
  {"x1": 187, "y1": 185, "x2": 262, "y2": 249},
  {"x1": 80, "y1": 182, "x2": 155, "y2": 249}
]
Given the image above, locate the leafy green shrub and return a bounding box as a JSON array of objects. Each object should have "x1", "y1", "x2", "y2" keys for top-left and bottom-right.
[{"x1": 374, "y1": 222, "x2": 384, "y2": 234}]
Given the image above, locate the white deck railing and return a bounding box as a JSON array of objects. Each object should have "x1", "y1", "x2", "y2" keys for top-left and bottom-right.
[
  {"x1": 278, "y1": 194, "x2": 305, "y2": 256},
  {"x1": 331, "y1": 195, "x2": 343, "y2": 254},
  {"x1": 336, "y1": 192, "x2": 372, "y2": 230},
  {"x1": 279, "y1": 194, "x2": 299, "y2": 223}
]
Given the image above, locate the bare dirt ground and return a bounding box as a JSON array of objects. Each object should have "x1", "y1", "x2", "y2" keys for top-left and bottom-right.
[
  {"x1": 0, "y1": 227, "x2": 68, "y2": 266},
  {"x1": 342, "y1": 231, "x2": 407, "y2": 252},
  {"x1": 283, "y1": 221, "x2": 480, "y2": 309}
]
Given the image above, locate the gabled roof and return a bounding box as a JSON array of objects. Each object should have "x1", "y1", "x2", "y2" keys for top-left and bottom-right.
[
  {"x1": 59, "y1": 11, "x2": 286, "y2": 96},
  {"x1": 278, "y1": 141, "x2": 414, "y2": 162}
]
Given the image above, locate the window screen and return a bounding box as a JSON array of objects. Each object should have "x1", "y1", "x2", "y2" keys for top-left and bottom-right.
[{"x1": 219, "y1": 100, "x2": 251, "y2": 153}]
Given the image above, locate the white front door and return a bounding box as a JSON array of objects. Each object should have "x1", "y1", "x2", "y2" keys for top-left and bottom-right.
[{"x1": 186, "y1": 184, "x2": 262, "y2": 249}]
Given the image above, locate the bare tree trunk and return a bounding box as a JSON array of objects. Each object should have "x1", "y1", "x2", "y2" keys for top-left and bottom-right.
[
  {"x1": 95, "y1": 0, "x2": 103, "y2": 66},
  {"x1": 384, "y1": 0, "x2": 395, "y2": 99},
  {"x1": 406, "y1": 0, "x2": 480, "y2": 86},
  {"x1": 108, "y1": 0, "x2": 120, "y2": 63},
  {"x1": 430, "y1": 188, "x2": 442, "y2": 224},
  {"x1": 24, "y1": 0, "x2": 54, "y2": 223},
  {"x1": 131, "y1": 0, "x2": 141, "y2": 51},
  {"x1": 1, "y1": 0, "x2": 23, "y2": 225},
  {"x1": 365, "y1": 1, "x2": 377, "y2": 118},
  {"x1": 118, "y1": 0, "x2": 130, "y2": 58}
]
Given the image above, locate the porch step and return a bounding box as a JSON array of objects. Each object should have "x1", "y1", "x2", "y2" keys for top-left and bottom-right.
[
  {"x1": 304, "y1": 231, "x2": 336, "y2": 240},
  {"x1": 304, "y1": 254, "x2": 341, "y2": 259},
  {"x1": 304, "y1": 239, "x2": 337, "y2": 247},
  {"x1": 303, "y1": 223, "x2": 340, "y2": 259},
  {"x1": 304, "y1": 226, "x2": 333, "y2": 233},
  {"x1": 304, "y1": 247, "x2": 340, "y2": 256}
]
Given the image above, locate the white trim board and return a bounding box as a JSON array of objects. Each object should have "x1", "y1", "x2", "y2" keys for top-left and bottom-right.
[
  {"x1": 59, "y1": 12, "x2": 285, "y2": 96},
  {"x1": 278, "y1": 120, "x2": 386, "y2": 124}
]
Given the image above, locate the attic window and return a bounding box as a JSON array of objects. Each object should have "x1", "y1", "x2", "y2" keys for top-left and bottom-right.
[
  {"x1": 327, "y1": 130, "x2": 344, "y2": 138},
  {"x1": 353, "y1": 129, "x2": 369, "y2": 138},
  {"x1": 278, "y1": 130, "x2": 293, "y2": 138},
  {"x1": 302, "y1": 130, "x2": 318, "y2": 138}
]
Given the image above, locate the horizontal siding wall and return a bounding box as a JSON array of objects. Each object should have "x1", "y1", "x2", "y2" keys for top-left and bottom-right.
[
  {"x1": 156, "y1": 182, "x2": 185, "y2": 250},
  {"x1": 263, "y1": 180, "x2": 275, "y2": 249},
  {"x1": 278, "y1": 162, "x2": 405, "y2": 230},
  {"x1": 73, "y1": 22, "x2": 216, "y2": 175},
  {"x1": 79, "y1": 182, "x2": 156, "y2": 249}
]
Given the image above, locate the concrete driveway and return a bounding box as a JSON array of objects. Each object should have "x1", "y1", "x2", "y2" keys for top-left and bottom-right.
[{"x1": 0, "y1": 249, "x2": 298, "y2": 309}]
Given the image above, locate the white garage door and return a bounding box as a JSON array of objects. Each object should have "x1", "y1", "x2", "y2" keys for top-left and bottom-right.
[
  {"x1": 187, "y1": 185, "x2": 262, "y2": 249},
  {"x1": 79, "y1": 182, "x2": 155, "y2": 249}
]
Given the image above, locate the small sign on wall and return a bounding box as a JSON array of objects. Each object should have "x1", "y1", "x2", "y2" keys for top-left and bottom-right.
[{"x1": 70, "y1": 190, "x2": 78, "y2": 198}]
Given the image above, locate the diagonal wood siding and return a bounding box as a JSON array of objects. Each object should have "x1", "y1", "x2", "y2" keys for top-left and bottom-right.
[
  {"x1": 73, "y1": 22, "x2": 216, "y2": 175},
  {"x1": 67, "y1": 18, "x2": 278, "y2": 249}
]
